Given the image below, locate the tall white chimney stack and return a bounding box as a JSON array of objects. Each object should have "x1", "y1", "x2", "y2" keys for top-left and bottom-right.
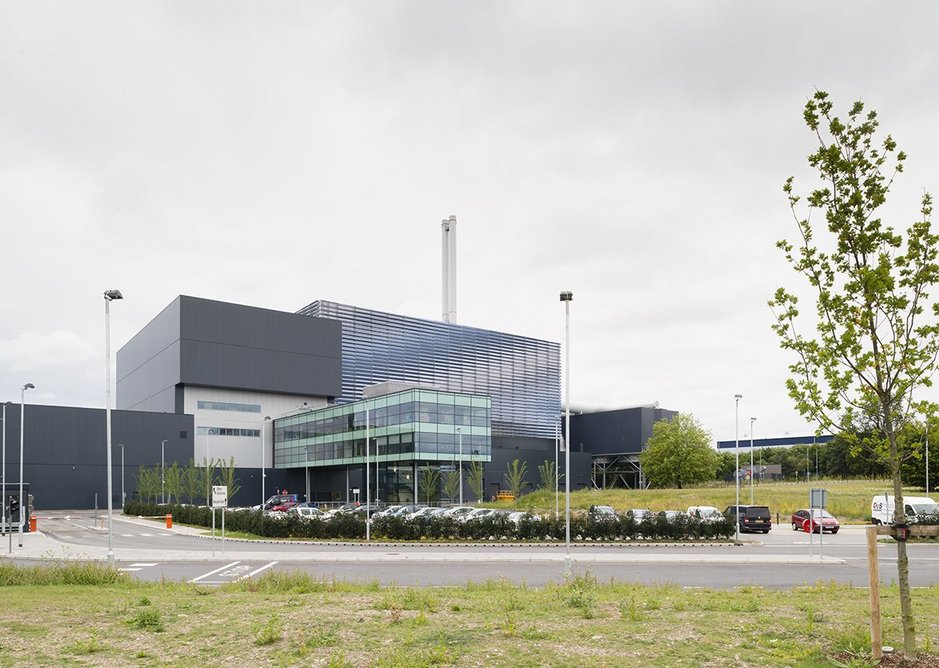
[{"x1": 441, "y1": 215, "x2": 457, "y2": 323}]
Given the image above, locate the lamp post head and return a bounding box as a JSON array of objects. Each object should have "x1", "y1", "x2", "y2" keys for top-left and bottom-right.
[
  {"x1": 265, "y1": 415, "x2": 271, "y2": 421},
  {"x1": 23, "y1": 383, "x2": 35, "y2": 391},
  {"x1": 104, "y1": 289, "x2": 123, "y2": 301},
  {"x1": 750, "y1": 416, "x2": 757, "y2": 423},
  {"x1": 559, "y1": 291, "x2": 573, "y2": 302},
  {"x1": 734, "y1": 393, "x2": 742, "y2": 401}
]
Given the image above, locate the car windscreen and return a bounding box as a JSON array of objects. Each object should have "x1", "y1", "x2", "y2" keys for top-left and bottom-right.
[
  {"x1": 745, "y1": 507, "x2": 770, "y2": 519},
  {"x1": 910, "y1": 503, "x2": 939, "y2": 515}
]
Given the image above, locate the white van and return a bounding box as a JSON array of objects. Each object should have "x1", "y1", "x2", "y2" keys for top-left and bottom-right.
[{"x1": 870, "y1": 494, "x2": 939, "y2": 525}]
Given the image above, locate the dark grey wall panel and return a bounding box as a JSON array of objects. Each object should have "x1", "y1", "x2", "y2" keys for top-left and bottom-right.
[
  {"x1": 177, "y1": 296, "x2": 341, "y2": 396},
  {"x1": 118, "y1": 342, "x2": 181, "y2": 410},
  {"x1": 571, "y1": 407, "x2": 677, "y2": 456},
  {"x1": 117, "y1": 295, "x2": 343, "y2": 408},
  {"x1": 1, "y1": 404, "x2": 193, "y2": 510},
  {"x1": 117, "y1": 298, "x2": 182, "y2": 409},
  {"x1": 179, "y1": 340, "x2": 341, "y2": 397},
  {"x1": 180, "y1": 296, "x2": 339, "y2": 353}
]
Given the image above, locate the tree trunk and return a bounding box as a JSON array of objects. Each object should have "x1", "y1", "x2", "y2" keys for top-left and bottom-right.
[{"x1": 891, "y1": 442, "x2": 917, "y2": 655}]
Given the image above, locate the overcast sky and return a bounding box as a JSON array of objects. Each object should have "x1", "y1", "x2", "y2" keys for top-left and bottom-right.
[{"x1": 2, "y1": 2, "x2": 939, "y2": 442}]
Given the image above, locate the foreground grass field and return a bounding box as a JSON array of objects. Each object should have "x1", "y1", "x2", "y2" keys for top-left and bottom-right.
[
  {"x1": 1, "y1": 563, "x2": 937, "y2": 667},
  {"x1": 501, "y1": 478, "x2": 912, "y2": 523}
]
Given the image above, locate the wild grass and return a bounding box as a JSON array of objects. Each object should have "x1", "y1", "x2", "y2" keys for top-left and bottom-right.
[{"x1": 0, "y1": 563, "x2": 936, "y2": 666}]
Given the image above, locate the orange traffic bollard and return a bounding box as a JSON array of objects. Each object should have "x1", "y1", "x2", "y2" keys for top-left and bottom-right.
[
  {"x1": 29, "y1": 516, "x2": 37, "y2": 532},
  {"x1": 165, "y1": 514, "x2": 173, "y2": 529}
]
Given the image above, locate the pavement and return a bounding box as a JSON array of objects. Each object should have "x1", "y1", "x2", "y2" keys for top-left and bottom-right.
[{"x1": 0, "y1": 513, "x2": 847, "y2": 565}]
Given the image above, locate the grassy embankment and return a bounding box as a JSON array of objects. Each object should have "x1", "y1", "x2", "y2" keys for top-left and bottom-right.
[
  {"x1": 496, "y1": 478, "x2": 907, "y2": 523},
  {"x1": 1, "y1": 562, "x2": 936, "y2": 667}
]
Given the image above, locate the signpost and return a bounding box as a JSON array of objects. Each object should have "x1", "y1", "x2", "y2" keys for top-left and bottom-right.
[
  {"x1": 809, "y1": 488, "x2": 828, "y2": 560},
  {"x1": 212, "y1": 485, "x2": 228, "y2": 555}
]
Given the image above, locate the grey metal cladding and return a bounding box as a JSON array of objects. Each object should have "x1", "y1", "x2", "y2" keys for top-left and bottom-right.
[
  {"x1": 117, "y1": 340, "x2": 183, "y2": 410},
  {"x1": 178, "y1": 296, "x2": 341, "y2": 396},
  {"x1": 2, "y1": 403, "x2": 193, "y2": 509},
  {"x1": 116, "y1": 297, "x2": 183, "y2": 410}
]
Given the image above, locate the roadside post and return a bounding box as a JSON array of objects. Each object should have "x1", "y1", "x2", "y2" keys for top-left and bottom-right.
[
  {"x1": 212, "y1": 485, "x2": 228, "y2": 556},
  {"x1": 809, "y1": 488, "x2": 827, "y2": 560}
]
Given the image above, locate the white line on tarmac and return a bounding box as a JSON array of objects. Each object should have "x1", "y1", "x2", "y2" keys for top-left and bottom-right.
[
  {"x1": 237, "y1": 561, "x2": 279, "y2": 581},
  {"x1": 189, "y1": 561, "x2": 241, "y2": 583}
]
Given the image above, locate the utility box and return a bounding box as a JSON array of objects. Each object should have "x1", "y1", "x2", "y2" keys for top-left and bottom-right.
[{"x1": 2, "y1": 483, "x2": 31, "y2": 533}]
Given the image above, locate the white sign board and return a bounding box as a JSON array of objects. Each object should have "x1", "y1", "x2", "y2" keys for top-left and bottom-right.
[{"x1": 212, "y1": 485, "x2": 228, "y2": 508}]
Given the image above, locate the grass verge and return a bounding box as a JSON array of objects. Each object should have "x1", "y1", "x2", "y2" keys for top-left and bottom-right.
[{"x1": 0, "y1": 564, "x2": 936, "y2": 666}]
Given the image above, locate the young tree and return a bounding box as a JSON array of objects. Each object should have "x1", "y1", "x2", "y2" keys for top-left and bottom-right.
[
  {"x1": 503, "y1": 459, "x2": 528, "y2": 506},
  {"x1": 218, "y1": 456, "x2": 241, "y2": 504},
  {"x1": 418, "y1": 467, "x2": 441, "y2": 504},
  {"x1": 442, "y1": 469, "x2": 462, "y2": 503},
  {"x1": 466, "y1": 462, "x2": 485, "y2": 503},
  {"x1": 639, "y1": 413, "x2": 718, "y2": 489},
  {"x1": 771, "y1": 90, "x2": 939, "y2": 654},
  {"x1": 537, "y1": 459, "x2": 556, "y2": 492},
  {"x1": 164, "y1": 461, "x2": 181, "y2": 504}
]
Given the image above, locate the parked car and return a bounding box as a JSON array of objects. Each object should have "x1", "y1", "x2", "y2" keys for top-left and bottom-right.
[
  {"x1": 626, "y1": 509, "x2": 652, "y2": 521},
  {"x1": 289, "y1": 503, "x2": 325, "y2": 519},
  {"x1": 687, "y1": 506, "x2": 724, "y2": 523},
  {"x1": 724, "y1": 505, "x2": 772, "y2": 533},
  {"x1": 588, "y1": 505, "x2": 617, "y2": 520},
  {"x1": 660, "y1": 510, "x2": 686, "y2": 521},
  {"x1": 443, "y1": 506, "x2": 477, "y2": 521},
  {"x1": 790, "y1": 508, "x2": 840, "y2": 534},
  {"x1": 372, "y1": 505, "x2": 403, "y2": 519},
  {"x1": 256, "y1": 493, "x2": 300, "y2": 512},
  {"x1": 351, "y1": 503, "x2": 386, "y2": 517},
  {"x1": 464, "y1": 508, "x2": 495, "y2": 521},
  {"x1": 269, "y1": 500, "x2": 301, "y2": 513},
  {"x1": 507, "y1": 511, "x2": 541, "y2": 526},
  {"x1": 395, "y1": 504, "x2": 428, "y2": 519}
]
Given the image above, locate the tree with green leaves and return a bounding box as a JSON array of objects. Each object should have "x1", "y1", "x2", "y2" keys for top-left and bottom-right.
[
  {"x1": 134, "y1": 465, "x2": 159, "y2": 504},
  {"x1": 164, "y1": 461, "x2": 181, "y2": 505},
  {"x1": 503, "y1": 459, "x2": 528, "y2": 506},
  {"x1": 639, "y1": 413, "x2": 718, "y2": 489},
  {"x1": 466, "y1": 462, "x2": 484, "y2": 503},
  {"x1": 418, "y1": 467, "x2": 441, "y2": 504},
  {"x1": 442, "y1": 469, "x2": 462, "y2": 503},
  {"x1": 771, "y1": 90, "x2": 939, "y2": 655},
  {"x1": 182, "y1": 459, "x2": 203, "y2": 505},
  {"x1": 218, "y1": 456, "x2": 241, "y2": 504},
  {"x1": 537, "y1": 459, "x2": 556, "y2": 492}
]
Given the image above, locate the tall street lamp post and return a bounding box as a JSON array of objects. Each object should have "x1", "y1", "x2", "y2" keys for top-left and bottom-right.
[
  {"x1": 161, "y1": 439, "x2": 167, "y2": 504},
  {"x1": 104, "y1": 289, "x2": 122, "y2": 565},
  {"x1": 2, "y1": 401, "x2": 13, "y2": 541},
  {"x1": 119, "y1": 444, "x2": 125, "y2": 510},
  {"x1": 749, "y1": 417, "x2": 757, "y2": 504},
  {"x1": 560, "y1": 290, "x2": 573, "y2": 573},
  {"x1": 734, "y1": 393, "x2": 742, "y2": 543},
  {"x1": 364, "y1": 396, "x2": 370, "y2": 542},
  {"x1": 261, "y1": 416, "x2": 270, "y2": 506},
  {"x1": 19, "y1": 383, "x2": 35, "y2": 548},
  {"x1": 457, "y1": 427, "x2": 463, "y2": 506}
]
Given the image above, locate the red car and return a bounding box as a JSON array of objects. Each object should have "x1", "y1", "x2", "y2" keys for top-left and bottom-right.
[{"x1": 790, "y1": 509, "x2": 840, "y2": 534}]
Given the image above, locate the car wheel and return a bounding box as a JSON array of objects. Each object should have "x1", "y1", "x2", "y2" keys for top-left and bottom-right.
[
  {"x1": 831, "y1": 529, "x2": 839, "y2": 534},
  {"x1": 762, "y1": 529, "x2": 770, "y2": 533},
  {"x1": 792, "y1": 522, "x2": 799, "y2": 531}
]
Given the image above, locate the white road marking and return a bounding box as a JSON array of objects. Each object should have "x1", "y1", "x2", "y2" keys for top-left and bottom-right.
[
  {"x1": 129, "y1": 563, "x2": 158, "y2": 567},
  {"x1": 236, "y1": 561, "x2": 279, "y2": 581},
  {"x1": 119, "y1": 568, "x2": 142, "y2": 572},
  {"x1": 189, "y1": 561, "x2": 241, "y2": 583}
]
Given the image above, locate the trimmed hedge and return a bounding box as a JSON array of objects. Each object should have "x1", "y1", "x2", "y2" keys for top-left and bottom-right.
[{"x1": 125, "y1": 501, "x2": 733, "y2": 541}]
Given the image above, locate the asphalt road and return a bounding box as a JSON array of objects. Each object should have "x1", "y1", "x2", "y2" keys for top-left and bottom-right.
[{"x1": 5, "y1": 513, "x2": 938, "y2": 588}]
